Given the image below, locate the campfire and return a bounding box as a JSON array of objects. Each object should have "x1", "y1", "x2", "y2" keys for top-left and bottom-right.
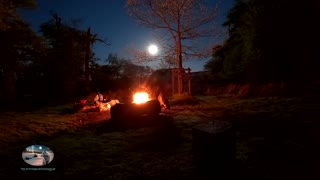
[
  {"x1": 133, "y1": 92, "x2": 150, "y2": 104},
  {"x1": 110, "y1": 91, "x2": 162, "y2": 120}
]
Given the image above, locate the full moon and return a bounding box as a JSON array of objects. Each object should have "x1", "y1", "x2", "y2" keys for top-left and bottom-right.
[{"x1": 148, "y1": 44, "x2": 158, "y2": 55}]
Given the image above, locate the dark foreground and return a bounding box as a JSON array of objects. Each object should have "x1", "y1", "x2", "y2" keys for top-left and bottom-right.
[{"x1": 0, "y1": 95, "x2": 319, "y2": 179}]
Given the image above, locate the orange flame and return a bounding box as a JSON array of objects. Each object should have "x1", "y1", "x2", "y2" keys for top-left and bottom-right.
[{"x1": 133, "y1": 92, "x2": 149, "y2": 104}]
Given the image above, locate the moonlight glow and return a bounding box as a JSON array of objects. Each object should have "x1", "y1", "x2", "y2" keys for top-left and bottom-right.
[{"x1": 148, "y1": 44, "x2": 158, "y2": 55}]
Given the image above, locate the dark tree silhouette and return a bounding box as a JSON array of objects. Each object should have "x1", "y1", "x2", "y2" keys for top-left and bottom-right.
[
  {"x1": 206, "y1": 0, "x2": 320, "y2": 84},
  {"x1": 0, "y1": 0, "x2": 39, "y2": 107}
]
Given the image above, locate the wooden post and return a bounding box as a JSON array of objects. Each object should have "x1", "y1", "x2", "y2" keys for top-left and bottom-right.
[
  {"x1": 178, "y1": 67, "x2": 183, "y2": 95},
  {"x1": 187, "y1": 68, "x2": 191, "y2": 95},
  {"x1": 171, "y1": 69, "x2": 175, "y2": 95}
]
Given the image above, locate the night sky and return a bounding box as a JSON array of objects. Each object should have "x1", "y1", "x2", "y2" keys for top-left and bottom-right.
[
  {"x1": 24, "y1": 144, "x2": 51, "y2": 152},
  {"x1": 19, "y1": 0, "x2": 235, "y2": 72}
]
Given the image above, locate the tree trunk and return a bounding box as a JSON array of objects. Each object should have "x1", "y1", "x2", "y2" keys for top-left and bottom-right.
[
  {"x1": 177, "y1": 18, "x2": 183, "y2": 95},
  {"x1": 178, "y1": 64, "x2": 183, "y2": 95}
]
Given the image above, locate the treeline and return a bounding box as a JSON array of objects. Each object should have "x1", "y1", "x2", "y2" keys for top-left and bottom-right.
[
  {"x1": 205, "y1": 0, "x2": 320, "y2": 89},
  {"x1": 0, "y1": 1, "x2": 152, "y2": 109}
]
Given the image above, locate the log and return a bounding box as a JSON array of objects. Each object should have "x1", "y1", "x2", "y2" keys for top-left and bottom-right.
[
  {"x1": 110, "y1": 100, "x2": 161, "y2": 120},
  {"x1": 110, "y1": 100, "x2": 162, "y2": 129}
]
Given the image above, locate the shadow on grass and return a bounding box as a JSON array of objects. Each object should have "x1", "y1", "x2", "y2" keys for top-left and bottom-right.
[
  {"x1": 223, "y1": 111, "x2": 320, "y2": 179},
  {"x1": 170, "y1": 95, "x2": 202, "y2": 106},
  {"x1": 92, "y1": 115, "x2": 176, "y2": 135}
]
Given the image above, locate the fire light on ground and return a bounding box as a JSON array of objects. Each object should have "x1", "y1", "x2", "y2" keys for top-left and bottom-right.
[
  {"x1": 99, "y1": 103, "x2": 110, "y2": 111},
  {"x1": 133, "y1": 92, "x2": 149, "y2": 104},
  {"x1": 99, "y1": 99, "x2": 120, "y2": 111}
]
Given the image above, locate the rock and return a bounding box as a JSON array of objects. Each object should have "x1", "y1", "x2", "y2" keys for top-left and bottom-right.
[{"x1": 192, "y1": 120, "x2": 236, "y2": 175}]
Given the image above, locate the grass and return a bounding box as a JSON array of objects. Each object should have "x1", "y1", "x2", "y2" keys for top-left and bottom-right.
[{"x1": 0, "y1": 95, "x2": 319, "y2": 179}]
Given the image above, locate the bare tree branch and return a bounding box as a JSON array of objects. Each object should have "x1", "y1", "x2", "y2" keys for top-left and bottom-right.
[
  {"x1": 127, "y1": 0, "x2": 220, "y2": 94},
  {"x1": 126, "y1": 0, "x2": 220, "y2": 66}
]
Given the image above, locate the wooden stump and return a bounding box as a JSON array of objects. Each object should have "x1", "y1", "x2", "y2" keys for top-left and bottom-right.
[
  {"x1": 111, "y1": 100, "x2": 161, "y2": 118},
  {"x1": 192, "y1": 120, "x2": 236, "y2": 176},
  {"x1": 110, "y1": 100, "x2": 161, "y2": 128}
]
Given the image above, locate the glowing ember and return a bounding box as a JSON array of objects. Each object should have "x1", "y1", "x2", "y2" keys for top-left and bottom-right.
[{"x1": 133, "y1": 92, "x2": 149, "y2": 104}]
